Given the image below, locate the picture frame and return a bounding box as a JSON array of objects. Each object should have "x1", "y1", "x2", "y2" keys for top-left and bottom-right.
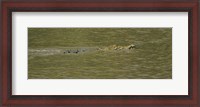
[{"x1": 0, "y1": 0, "x2": 199, "y2": 107}]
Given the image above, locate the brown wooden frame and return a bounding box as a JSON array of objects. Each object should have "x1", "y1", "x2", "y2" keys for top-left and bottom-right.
[{"x1": 0, "y1": 0, "x2": 199, "y2": 107}]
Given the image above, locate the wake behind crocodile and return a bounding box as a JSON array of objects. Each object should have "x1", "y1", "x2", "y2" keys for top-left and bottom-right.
[{"x1": 29, "y1": 44, "x2": 136, "y2": 56}]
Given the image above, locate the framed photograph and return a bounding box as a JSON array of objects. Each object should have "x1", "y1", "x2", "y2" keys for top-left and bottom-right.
[{"x1": 1, "y1": 0, "x2": 199, "y2": 106}]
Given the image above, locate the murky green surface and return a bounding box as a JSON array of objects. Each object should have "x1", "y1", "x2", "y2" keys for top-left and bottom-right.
[{"x1": 28, "y1": 28, "x2": 172, "y2": 79}]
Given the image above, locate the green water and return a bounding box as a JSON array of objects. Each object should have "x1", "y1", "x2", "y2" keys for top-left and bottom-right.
[{"x1": 28, "y1": 28, "x2": 172, "y2": 79}]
